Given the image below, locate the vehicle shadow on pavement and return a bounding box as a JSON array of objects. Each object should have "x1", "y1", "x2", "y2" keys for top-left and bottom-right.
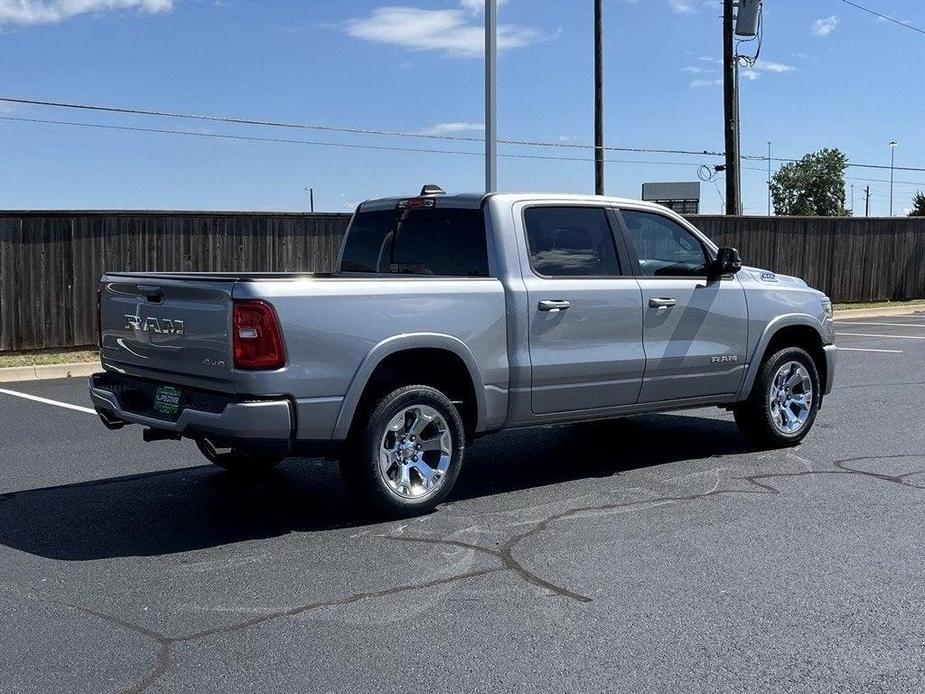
[{"x1": 0, "y1": 413, "x2": 752, "y2": 561}]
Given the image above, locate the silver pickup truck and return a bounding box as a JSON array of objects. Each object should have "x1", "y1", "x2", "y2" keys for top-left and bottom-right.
[{"x1": 91, "y1": 188, "x2": 836, "y2": 516}]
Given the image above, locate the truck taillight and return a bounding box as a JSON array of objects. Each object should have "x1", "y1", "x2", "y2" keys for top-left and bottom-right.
[
  {"x1": 233, "y1": 300, "x2": 286, "y2": 370},
  {"x1": 96, "y1": 288, "x2": 102, "y2": 348}
]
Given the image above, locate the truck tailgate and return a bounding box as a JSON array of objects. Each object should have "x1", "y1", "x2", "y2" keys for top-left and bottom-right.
[{"x1": 100, "y1": 275, "x2": 236, "y2": 388}]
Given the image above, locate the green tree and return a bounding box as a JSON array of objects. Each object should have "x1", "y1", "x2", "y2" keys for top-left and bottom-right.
[
  {"x1": 770, "y1": 148, "x2": 851, "y2": 216},
  {"x1": 909, "y1": 191, "x2": 925, "y2": 216}
]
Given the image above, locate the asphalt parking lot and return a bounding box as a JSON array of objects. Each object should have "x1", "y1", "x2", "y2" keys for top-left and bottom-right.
[{"x1": 1, "y1": 314, "x2": 924, "y2": 694}]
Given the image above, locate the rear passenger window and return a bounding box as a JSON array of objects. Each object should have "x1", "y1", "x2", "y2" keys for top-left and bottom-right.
[
  {"x1": 524, "y1": 206, "x2": 620, "y2": 277},
  {"x1": 340, "y1": 207, "x2": 489, "y2": 277}
]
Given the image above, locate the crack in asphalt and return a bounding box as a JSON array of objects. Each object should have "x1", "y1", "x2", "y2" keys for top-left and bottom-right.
[
  {"x1": 9, "y1": 566, "x2": 505, "y2": 694},
  {"x1": 387, "y1": 454, "x2": 925, "y2": 605},
  {"x1": 5, "y1": 453, "x2": 924, "y2": 693}
]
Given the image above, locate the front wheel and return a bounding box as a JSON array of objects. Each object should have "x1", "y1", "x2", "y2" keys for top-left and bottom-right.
[
  {"x1": 734, "y1": 346, "x2": 820, "y2": 448},
  {"x1": 339, "y1": 385, "x2": 465, "y2": 517}
]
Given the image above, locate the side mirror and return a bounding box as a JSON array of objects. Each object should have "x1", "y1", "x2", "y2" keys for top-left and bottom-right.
[{"x1": 711, "y1": 247, "x2": 742, "y2": 278}]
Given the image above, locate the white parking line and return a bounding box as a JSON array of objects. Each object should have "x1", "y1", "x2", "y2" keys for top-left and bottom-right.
[
  {"x1": 837, "y1": 347, "x2": 904, "y2": 354},
  {"x1": 0, "y1": 388, "x2": 95, "y2": 414},
  {"x1": 837, "y1": 332, "x2": 925, "y2": 340},
  {"x1": 837, "y1": 321, "x2": 925, "y2": 328}
]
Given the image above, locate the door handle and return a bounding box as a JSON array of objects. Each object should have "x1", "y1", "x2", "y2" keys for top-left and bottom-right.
[
  {"x1": 649, "y1": 297, "x2": 678, "y2": 308},
  {"x1": 538, "y1": 299, "x2": 571, "y2": 312}
]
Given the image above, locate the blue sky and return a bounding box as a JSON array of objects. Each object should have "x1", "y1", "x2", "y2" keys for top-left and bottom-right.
[{"x1": 0, "y1": 0, "x2": 922, "y2": 214}]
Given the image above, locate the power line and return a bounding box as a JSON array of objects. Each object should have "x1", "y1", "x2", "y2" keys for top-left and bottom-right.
[
  {"x1": 742, "y1": 154, "x2": 925, "y2": 174},
  {"x1": 5, "y1": 95, "x2": 924, "y2": 174},
  {"x1": 837, "y1": 0, "x2": 925, "y2": 35},
  {"x1": 0, "y1": 96, "x2": 723, "y2": 158},
  {"x1": 0, "y1": 115, "x2": 709, "y2": 168},
  {"x1": 742, "y1": 165, "x2": 925, "y2": 187}
]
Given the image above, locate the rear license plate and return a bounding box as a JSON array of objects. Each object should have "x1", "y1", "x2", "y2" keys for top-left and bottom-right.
[{"x1": 153, "y1": 385, "x2": 182, "y2": 417}]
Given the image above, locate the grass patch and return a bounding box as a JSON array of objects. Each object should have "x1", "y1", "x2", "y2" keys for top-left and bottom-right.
[
  {"x1": 835, "y1": 299, "x2": 925, "y2": 311},
  {"x1": 0, "y1": 347, "x2": 100, "y2": 368}
]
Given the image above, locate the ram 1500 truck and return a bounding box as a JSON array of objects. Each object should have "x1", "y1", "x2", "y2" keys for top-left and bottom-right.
[{"x1": 91, "y1": 189, "x2": 836, "y2": 516}]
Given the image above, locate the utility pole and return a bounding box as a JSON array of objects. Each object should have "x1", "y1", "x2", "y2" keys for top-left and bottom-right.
[
  {"x1": 722, "y1": 0, "x2": 740, "y2": 216},
  {"x1": 594, "y1": 0, "x2": 604, "y2": 195},
  {"x1": 484, "y1": 0, "x2": 498, "y2": 193},
  {"x1": 767, "y1": 141, "x2": 772, "y2": 215},
  {"x1": 850, "y1": 184, "x2": 855, "y2": 215},
  {"x1": 304, "y1": 187, "x2": 314, "y2": 213},
  {"x1": 865, "y1": 185, "x2": 870, "y2": 217},
  {"x1": 889, "y1": 141, "x2": 898, "y2": 216}
]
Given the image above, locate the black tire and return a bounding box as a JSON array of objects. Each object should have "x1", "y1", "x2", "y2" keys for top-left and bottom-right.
[
  {"x1": 734, "y1": 346, "x2": 820, "y2": 448},
  {"x1": 196, "y1": 438, "x2": 282, "y2": 474},
  {"x1": 339, "y1": 385, "x2": 465, "y2": 518}
]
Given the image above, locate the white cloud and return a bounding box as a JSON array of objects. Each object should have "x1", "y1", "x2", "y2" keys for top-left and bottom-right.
[
  {"x1": 0, "y1": 0, "x2": 173, "y2": 25},
  {"x1": 752, "y1": 60, "x2": 795, "y2": 73},
  {"x1": 669, "y1": 0, "x2": 696, "y2": 13},
  {"x1": 344, "y1": 4, "x2": 545, "y2": 58},
  {"x1": 811, "y1": 15, "x2": 838, "y2": 37},
  {"x1": 418, "y1": 122, "x2": 484, "y2": 136},
  {"x1": 458, "y1": 0, "x2": 507, "y2": 13},
  {"x1": 682, "y1": 65, "x2": 712, "y2": 74},
  {"x1": 690, "y1": 78, "x2": 722, "y2": 88}
]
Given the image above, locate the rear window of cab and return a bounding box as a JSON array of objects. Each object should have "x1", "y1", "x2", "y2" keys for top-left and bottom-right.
[{"x1": 340, "y1": 207, "x2": 489, "y2": 277}]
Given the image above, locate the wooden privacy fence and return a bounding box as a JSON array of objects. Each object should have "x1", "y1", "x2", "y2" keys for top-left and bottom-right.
[
  {"x1": 0, "y1": 212, "x2": 350, "y2": 352},
  {"x1": 1, "y1": 211, "x2": 924, "y2": 352},
  {"x1": 693, "y1": 215, "x2": 925, "y2": 304}
]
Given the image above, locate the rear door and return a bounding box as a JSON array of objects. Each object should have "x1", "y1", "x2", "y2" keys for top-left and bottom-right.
[
  {"x1": 100, "y1": 275, "x2": 236, "y2": 388},
  {"x1": 615, "y1": 208, "x2": 748, "y2": 402},
  {"x1": 518, "y1": 204, "x2": 645, "y2": 415}
]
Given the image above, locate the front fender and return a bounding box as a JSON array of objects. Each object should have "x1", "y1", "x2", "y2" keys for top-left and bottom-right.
[
  {"x1": 736, "y1": 313, "x2": 831, "y2": 400},
  {"x1": 331, "y1": 333, "x2": 488, "y2": 440}
]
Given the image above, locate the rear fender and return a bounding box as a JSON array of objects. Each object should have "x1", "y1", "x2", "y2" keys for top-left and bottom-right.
[{"x1": 331, "y1": 333, "x2": 487, "y2": 440}]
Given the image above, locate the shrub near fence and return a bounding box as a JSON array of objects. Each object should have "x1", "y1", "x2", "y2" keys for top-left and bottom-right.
[{"x1": 1, "y1": 211, "x2": 924, "y2": 352}]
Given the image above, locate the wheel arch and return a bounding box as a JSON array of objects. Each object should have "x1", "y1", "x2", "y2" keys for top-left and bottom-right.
[
  {"x1": 332, "y1": 334, "x2": 487, "y2": 441},
  {"x1": 738, "y1": 315, "x2": 830, "y2": 400}
]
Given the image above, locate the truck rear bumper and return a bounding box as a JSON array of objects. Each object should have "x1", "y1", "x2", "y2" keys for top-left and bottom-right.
[{"x1": 89, "y1": 372, "x2": 293, "y2": 457}]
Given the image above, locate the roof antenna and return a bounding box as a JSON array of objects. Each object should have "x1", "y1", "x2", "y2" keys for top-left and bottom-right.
[{"x1": 419, "y1": 184, "x2": 446, "y2": 196}]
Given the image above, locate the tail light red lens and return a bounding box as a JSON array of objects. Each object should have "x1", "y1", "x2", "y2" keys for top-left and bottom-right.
[{"x1": 232, "y1": 300, "x2": 286, "y2": 370}]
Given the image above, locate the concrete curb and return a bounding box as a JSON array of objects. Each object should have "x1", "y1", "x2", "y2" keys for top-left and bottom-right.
[
  {"x1": 834, "y1": 305, "x2": 925, "y2": 320},
  {"x1": 0, "y1": 362, "x2": 100, "y2": 383}
]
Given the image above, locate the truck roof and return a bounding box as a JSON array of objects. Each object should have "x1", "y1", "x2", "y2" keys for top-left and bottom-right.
[{"x1": 356, "y1": 192, "x2": 673, "y2": 212}]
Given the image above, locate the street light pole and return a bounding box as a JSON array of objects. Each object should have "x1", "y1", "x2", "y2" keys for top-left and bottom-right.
[
  {"x1": 889, "y1": 141, "x2": 897, "y2": 216},
  {"x1": 594, "y1": 0, "x2": 604, "y2": 195},
  {"x1": 485, "y1": 0, "x2": 498, "y2": 193}
]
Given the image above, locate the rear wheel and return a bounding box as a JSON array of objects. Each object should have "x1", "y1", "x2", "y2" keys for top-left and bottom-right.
[
  {"x1": 339, "y1": 385, "x2": 465, "y2": 517},
  {"x1": 196, "y1": 438, "x2": 282, "y2": 474},
  {"x1": 734, "y1": 346, "x2": 820, "y2": 447}
]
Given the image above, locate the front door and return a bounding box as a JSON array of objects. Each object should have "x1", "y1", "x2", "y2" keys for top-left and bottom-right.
[
  {"x1": 519, "y1": 205, "x2": 646, "y2": 415},
  {"x1": 616, "y1": 208, "x2": 748, "y2": 403}
]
